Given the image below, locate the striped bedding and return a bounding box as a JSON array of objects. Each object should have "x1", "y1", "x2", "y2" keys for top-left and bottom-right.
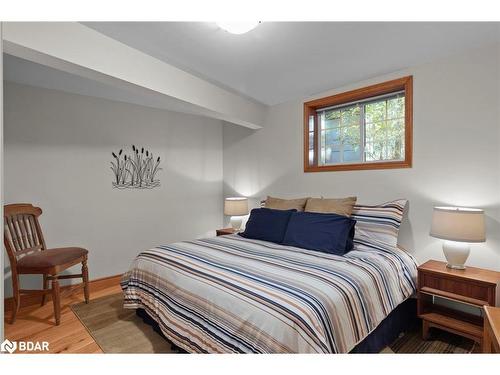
[{"x1": 121, "y1": 234, "x2": 417, "y2": 353}]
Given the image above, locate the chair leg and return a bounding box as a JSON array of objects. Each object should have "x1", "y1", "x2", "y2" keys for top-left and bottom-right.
[
  {"x1": 41, "y1": 274, "x2": 49, "y2": 306},
  {"x1": 82, "y1": 258, "x2": 90, "y2": 304},
  {"x1": 10, "y1": 274, "x2": 20, "y2": 324},
  {"x1": 51, "y1": 277, "x2": 61, "y2": 326}
]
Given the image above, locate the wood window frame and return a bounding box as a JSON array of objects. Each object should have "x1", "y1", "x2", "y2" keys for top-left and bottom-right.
[{"x1": 303, "y1": 76, "x2": 413, "y2": 172}]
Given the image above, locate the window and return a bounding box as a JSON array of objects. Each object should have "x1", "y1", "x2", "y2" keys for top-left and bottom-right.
[{"x1": 304, "y1": 76, "x2": 412, "y2": 172}]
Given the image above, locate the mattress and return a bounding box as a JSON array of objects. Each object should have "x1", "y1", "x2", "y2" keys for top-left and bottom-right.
[{"x1": 121, "y1": 234, "x2": 417, "y2": 353}]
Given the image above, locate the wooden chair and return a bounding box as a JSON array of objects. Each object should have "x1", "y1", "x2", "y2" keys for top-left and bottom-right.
[{"x1": 4, "y1": 203, "x2": 89, "y2": 325}]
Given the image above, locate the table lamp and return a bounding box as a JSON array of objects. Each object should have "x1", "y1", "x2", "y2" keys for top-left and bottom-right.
[
  {"x1": 224, "y1": 197, "x2": 249, "y2": 231},
  {"x1": 430, "y1": 206, "x2": 485, "y2": 269}
]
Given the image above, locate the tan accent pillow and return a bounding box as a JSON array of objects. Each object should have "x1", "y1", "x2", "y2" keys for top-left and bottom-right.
[
  {"x1": 304, "y1": 197, "x2": 357, "y2": 216},
  {"x1": 264, "y1": 196, "x2": 309, "y2": 212}
]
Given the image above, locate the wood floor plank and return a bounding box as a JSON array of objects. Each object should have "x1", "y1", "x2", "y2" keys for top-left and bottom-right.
[
  {"x1": 73, "y1": 342, "x2": 102, "y2": 354},
  {"x1": 4, "y1": 283, "x2": 121, "y2": 353}
]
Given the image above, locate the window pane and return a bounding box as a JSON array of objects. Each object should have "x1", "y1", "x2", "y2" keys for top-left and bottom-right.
[
  {"x1": 387, "y1": 136, "x2": 404, "y2": 160},
  {"x1": 365, "y1": 118, "x2": 405, "y2": 162},
  {"x1": 341, "y1": 106, "x2": 360, "y2": 126},
  {"x1": 325, "y1": 110, "x2": 341, "y2": 122},
  {"x1": 319, "y1": 112, "x2": 325, "y2": 131},
  {"x1": 388, "y1": 119, "x2": 404, "y2": 144},
  {"x1": 343, "y1": 149, "x2": 361, "y2": 162},
  {"x1": 320, "y1": 122, "x2": 361, "y2": 165},
  {"x1": 323, "y1": 146, "x2": 340, "y2": 164},
  {"x1": 342, "y1": 125, "x2": 361, "y2": 146},
  {"x1": 309, "y1": 115, "x2": 314, "y2": 132},
  {"x1": 309, "y1": 131, "x2": 315, "y2": 165},
  {"x1": 387, "y1": 96, "x2": 405, "y2": 120},
  {"x1": 399, "y1": 136, "x2": 405, "y2": 158},
  {"x1": 365, "y1": 100, "x2": 386, "y2": 124},
  {"x1": 365, "y1": 141, "x2": 382, "y2": 162},
  {"x1": 324, "y1": 129, "x2": 339, "y2": 144},
  {"x1": 365, "y1": 121, "x2": 383, "y2": 141},
  {"x1": 319, "y1": 102, "x2": 362, "y2": 165},
  {"x1": 324, "y1": 114, "x2": 340, "y2": 130}
]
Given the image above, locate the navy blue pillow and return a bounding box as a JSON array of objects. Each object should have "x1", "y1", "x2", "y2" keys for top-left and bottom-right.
[
  {"x1": 239, "y1": 208, "x2": 296, "y2": 244},
  {"x1": 282, "y1": 211, "x2": 356, "y2": 255}
]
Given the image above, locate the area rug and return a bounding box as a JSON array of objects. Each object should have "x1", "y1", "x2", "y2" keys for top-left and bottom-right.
[
  {"x1": 72, "y1": 293, "x2": 476, "y2": 354},
  {"x1": 71, "y1": 293, "x2": 177, "y2": 353},
  {"x1": 386, "y1": 329, "x2": 477, "y2": 353}
]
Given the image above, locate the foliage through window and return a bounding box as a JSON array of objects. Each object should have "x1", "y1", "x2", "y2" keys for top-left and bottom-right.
[{"x1": 304, "y1": 76, "x2": 412, "y2": 172}]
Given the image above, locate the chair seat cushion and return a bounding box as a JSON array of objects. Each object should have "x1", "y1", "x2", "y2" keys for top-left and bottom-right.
[{"x1": 17, "y1": 247, "x2": 88, "y2": 270}]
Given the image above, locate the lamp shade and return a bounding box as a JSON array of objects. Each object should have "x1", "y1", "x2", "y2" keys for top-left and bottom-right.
[
  {"x1": 224, "y1": 197, "x2": 249, "y2": 216},
  {"x1": 430, "y1": 207, "x2": 485, "y2": 243}
]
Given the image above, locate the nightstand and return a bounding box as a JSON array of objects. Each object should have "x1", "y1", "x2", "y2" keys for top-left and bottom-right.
[
  {"x1": 216, "y1": 228, "x2": 236, "y2": 236},
  {"x1": 417, "y1": 260, "x2": 500, "y2": 349}
]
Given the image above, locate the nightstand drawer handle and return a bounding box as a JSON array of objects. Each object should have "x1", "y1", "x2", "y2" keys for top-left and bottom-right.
[{"x1": 420, "y1": 286, "x2": 489, "y2": 307}]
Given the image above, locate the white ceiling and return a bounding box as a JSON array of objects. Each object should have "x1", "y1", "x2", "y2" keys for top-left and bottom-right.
[{"x1": 83, "y1": 22, "x2": 500, "y2": 105}]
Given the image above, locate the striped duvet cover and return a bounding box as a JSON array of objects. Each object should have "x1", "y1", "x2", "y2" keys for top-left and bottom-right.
[{"x1": 121, "y1": 234, "x2": 417, "y2": 353}]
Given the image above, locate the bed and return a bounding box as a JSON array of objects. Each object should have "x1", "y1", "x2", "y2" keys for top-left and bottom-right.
[{"x1": 121, "y1": 233, "x2": 418, "y2": 353}]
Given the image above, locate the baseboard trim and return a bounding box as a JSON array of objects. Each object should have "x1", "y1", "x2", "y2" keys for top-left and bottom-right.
[{"x1": 4, "y1": 274, "x2": 123, "y2": 311}]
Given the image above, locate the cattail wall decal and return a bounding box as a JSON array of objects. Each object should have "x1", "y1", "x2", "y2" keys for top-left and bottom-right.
[{"x1": 110, "y1": 146, "x2": 162, "y2": 189}]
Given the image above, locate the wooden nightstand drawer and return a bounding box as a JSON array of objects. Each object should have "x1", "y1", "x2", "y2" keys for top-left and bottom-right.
[{"x1": 420, "y1": 273, "x2": 491, "y2": 305}]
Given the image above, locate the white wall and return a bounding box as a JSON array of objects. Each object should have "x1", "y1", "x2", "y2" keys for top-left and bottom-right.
[
  {"x1": 4, "y1": 82, "x2": 223, "y2": 297},
  {"x1": 223, "y1": 44, "x2": 500, "y2": 271}
]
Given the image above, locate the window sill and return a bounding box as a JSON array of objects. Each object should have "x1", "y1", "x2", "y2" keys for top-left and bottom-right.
[{"x1": 304, "y1": 160, "x2": 412, "y2": 172}]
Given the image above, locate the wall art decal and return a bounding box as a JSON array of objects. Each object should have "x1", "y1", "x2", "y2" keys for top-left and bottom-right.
[{"x1": 110, "y1": 145, "x2": 162, "y2": 189}]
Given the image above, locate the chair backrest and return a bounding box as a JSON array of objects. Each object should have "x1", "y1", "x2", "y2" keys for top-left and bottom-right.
[{"x1": 4, "y1": 203, "x2": 47, "y2": 267}]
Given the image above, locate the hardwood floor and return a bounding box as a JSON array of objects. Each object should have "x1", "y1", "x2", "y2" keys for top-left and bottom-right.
[{"x1": 4, "y1": 283, "x2": 122, "y2": 354}]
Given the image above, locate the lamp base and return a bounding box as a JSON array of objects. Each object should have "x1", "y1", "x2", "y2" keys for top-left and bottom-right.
[
  {"x1": 230, "y1": 216, "x2": 243, "y2": 231},
  {"x1": 442, "y1": 241, "x2": 470, "y2": 270}
]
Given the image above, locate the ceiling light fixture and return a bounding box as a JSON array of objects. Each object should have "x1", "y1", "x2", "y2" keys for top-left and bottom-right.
[{"x1": 216, "y1": 22, "x2": 260, "y2": 35}]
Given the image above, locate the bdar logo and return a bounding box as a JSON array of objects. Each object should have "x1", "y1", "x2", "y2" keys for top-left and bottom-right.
[
  {"x1": 1, "y1": 339, "x2": 17, "y2": 354},
  {"x1": 0, "y1": 339, "x2": 48, "y2": 353}
]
